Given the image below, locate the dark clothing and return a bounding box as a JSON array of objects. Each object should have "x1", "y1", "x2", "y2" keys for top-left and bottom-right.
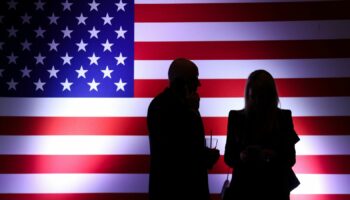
[
  {"x1": 147, "y1": 88, "x2": 211, "y2": 200},
  {"x1": 224, "y1": 109, "x2": 300, "y2": 200}
]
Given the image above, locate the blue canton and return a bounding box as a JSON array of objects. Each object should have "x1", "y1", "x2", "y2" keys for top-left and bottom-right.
[{"x1": 0, "y1": 0, "x2": 134, "y2": 97}]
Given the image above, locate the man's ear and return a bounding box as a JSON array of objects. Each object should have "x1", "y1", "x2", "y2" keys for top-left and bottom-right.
[{"x1": 171, "y1": 77, "x2": 186, "y2": 89}]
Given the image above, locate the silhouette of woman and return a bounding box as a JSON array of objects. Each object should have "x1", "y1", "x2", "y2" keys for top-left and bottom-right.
[{"x1": 223, "y1": 70, "x2": 300, "y2": 200}]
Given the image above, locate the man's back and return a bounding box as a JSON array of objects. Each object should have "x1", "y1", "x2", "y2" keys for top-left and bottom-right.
[{"x1": 147, "y1": 88, "x2": 209, "y2": 200}]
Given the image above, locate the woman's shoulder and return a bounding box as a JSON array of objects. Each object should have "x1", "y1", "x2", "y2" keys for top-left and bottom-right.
[
  {"x1": 228, "y1": 109, "x2": 246, "y2": 120},
  {"x1": 229, "y1": 109, "x2": 245, "y2": 115}
]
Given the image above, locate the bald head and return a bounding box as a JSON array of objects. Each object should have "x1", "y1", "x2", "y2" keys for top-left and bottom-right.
[
  {"x1": 168, "y1": 58, "x2": 199, "y2": 82},
  {"x1": 168, "y1": 58, "x2": 200, "y2": 93}
]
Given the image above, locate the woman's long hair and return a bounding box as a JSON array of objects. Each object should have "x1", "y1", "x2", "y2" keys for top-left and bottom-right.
[{"x1": 244, "y1": 70, "x2": 280, "y2": 133}]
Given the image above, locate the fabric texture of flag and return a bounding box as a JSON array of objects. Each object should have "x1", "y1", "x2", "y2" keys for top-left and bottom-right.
[{"x1": 0, "y1": 0, "x2": 350, "y2": 200}]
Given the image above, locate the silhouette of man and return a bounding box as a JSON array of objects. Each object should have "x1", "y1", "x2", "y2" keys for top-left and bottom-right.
[{"x1": 147, "y1": 58, "x2": 220, "y2": 200}]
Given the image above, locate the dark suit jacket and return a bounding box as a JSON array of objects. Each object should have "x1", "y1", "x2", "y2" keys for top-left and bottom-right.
[
  {"x1": 224, "y1": 109, "x2": 300, "y2": 199},
  {"x1": 147, "y1": 88, "x2": 210, "y2": 200}
]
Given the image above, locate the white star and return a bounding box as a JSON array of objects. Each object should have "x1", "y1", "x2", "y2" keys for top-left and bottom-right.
[
  {"x1": 34, "y1": 78, "x2": 46, "y2": 91},
  {"x1": 0, "y1": 42, "x2": 4, "y2": 50},
  {"x1": 20, "y1": 66, "x2": 32, "y2": 78},
  {"x1": 115, "y1": 52, "x2": 127, "y2": 65},
  {"x1": 115, "y1": 26, "x2": 127, "y2": 39},
  {"x1": 88, "y1": 0, "x2": 100, "y2": 11},
  {"x1": 88, "y1": 53, "x2": 100, "y2": 65},
  {"x1": 8, "y1": 0, "x2": 18, "y2": 10},
  {"x1": 62, "y1": 0, "x2": 73, "y2": 11},
  {"x1": 61, "y1": 52, "x2": 73, "y2": 65},
  {"x1": 114, "y1": 78, "x2": 127, "y2": 92},
  {"x1": 7, "y1": 78, "x2": 18, "y2": 90},
  {"x1": 21, "y1": 39, "x2": 32, "y2": 51},
  {"x1": 102, "y1": 13, "x2": 113, "y2": 25},
  {"x1": 88, "y1": 26, "x2": 100, "y2": 39},
  {"x1": 87, "y1": 78, "x2": 100, "y2": 91},
  {"x1": 34, "y1": 53, "x2": 46, "y2": 65},
  {"x1": 34, "y1": 26, "x2": 46, "y2": 38},
  {"x1": 101, "y1": 39, "x2": 113, "y2": 52},
  {"x1": 21, "y1": 13, "x2": 32, "y2": 24},
  {"x1": 0, "y1": 69, "x2": 4, "y2": 77},
  {"x1": 48, "y1": 39, "x2": 59, "y2": 51},
  {"x1": 101, "y1": 66, "x2": 113, "y2": 78},
  {"x1": 61, "y1": 78, "x2": 73, "y2": 91},
  {"x1": 76, "y1": 66, "x2": 88, "y2": 78},
  {"x1": 7, "y1": 52, "x2": 18, "y2": 64},
  {"x1": 7, "y1": 26, "x2": 18, "y2": 38},
  {"x1": 34, "y1": 0, "x2": 45, "y2": 10},
  {"x1": 76, "y1": 13, "x2": 87, "y2": 25},
  {"x1": 61, "y1": 26, "x2": 73, "y2": 39},
  {"x1": 47, "y1": 66, "x2": 59, "y2": 78},
  {"x1": 48, "y1": 13, "x2": 59, "y2": 24},
  {"x1": 115, "y1": 0, "x2": 127, "y2": 12},
  {"x1": 76, "y1": 39, "x2": 88, "y2": 52}
]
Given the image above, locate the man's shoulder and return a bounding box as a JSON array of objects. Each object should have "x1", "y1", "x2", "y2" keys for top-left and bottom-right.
[
  {"x1": 277, "y1": 108, "x2": 292, "y2": 119},
  {"x1": 279, "y1": 108, "x2": 292, "y2": 115},
  {"x1": 148, "y1": 88, "x2": 171, "y2": 110}
]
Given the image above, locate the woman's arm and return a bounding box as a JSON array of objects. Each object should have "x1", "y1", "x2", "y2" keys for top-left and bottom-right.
[{"x1": 280, "y1": 110, "x2": 300, "y2": 167}]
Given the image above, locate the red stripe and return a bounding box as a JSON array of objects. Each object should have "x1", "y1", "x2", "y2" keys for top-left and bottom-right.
[
  {"x1": 0, "y1": 155, "x2": 149, "y2": 174},
  {"x1": 291, "y1": 195, "x2": 350, "y2": 200},
  {"x1": 135, "y1": 2, "x2": 350, "y2": 22},
  {"x1": 292, "y1": 117, "x2": 350, "y2": 135},
  {"x1": 211, "y1": 156, "x2": 350, "y2": 174},
  {"x1": 0, "y1": 194, "x2": 148, "y2": 200},
  {"x1": 0, "y1": 194, "x2": 348, "y2": 200},
  {"x1": 0, "y1": 117, "x2": 147, "y2": 135},
  {"x1": 293, "y1": 155, "x2": 350, "y2": 174},
  {"x1": 135, "y1": 78, "x2": 350, "y2": 97},
  {"x1": 0, "y1": 194, "x2": 349, "y2": 200},
  {"x1": 1, "y1": 155, "x2": 348, "y2": 174},
  {"x1": 203, "y1": 117, "x2": 350, "y2": 135},
  {"x1": 212, "y1": 156, "x2": 350, "y2": 174},
  {"x1": 135, "y1": 40, "x2": 350, "y2": 60},
  {"x1": 1, "y1": 116, "x2": 349, "y2": 135}
]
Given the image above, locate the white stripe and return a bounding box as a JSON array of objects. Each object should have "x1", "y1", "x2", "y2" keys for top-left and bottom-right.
[
  {"x1": 0, "y1": 174, "x2": 148, "y2": 193},
  {"x1": 0, "y1": 174, "x2": 348, "y2": 194},
  {"x1": 0, "y1": 98, "x2": 150, "y2": 117},
  {"x1": 295, "y1": 136, "x2": 350, "y2": 155},
  {"x1": 0, "y1": 136, "x2": 150, "y2": 155},
  {"x1": 0, "y1": 97, "x2": 349, "y2": 117},
  {"x1": 211, "y1": 174, "x2": 350, "y2": 195},
  {"x1": 200, "y1": 97, "x2": 350, "y2": 117},
  {"x1": 292, "y1": 174, "x2": 350, "y2": 194},
  {"x1": 135, "y1": 58, "x2": 350, "y2": 79},
  {"x1": 0, "y1": 136, "x2": 348, "y2": 155},
  {"x1": 135, "y1": 21, "x2": 350, "y2": 41},
  {"x1": 136, "y1": 0, "x2": 334, "y2": 4}
]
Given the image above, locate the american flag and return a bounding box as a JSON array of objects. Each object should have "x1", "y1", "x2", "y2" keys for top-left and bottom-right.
[{"x1": 0, "y1": 0, "x2": 350, "y2": 200}]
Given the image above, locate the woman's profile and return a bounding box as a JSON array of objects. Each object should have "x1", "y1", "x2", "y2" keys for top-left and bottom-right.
[{"x1": 223, "y1": 70, "x2": 300, "y2": 200}]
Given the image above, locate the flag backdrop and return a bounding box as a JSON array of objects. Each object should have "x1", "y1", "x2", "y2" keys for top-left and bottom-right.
[{"x1": 0, "y1": 0, "x2": 350, "y2": 199}]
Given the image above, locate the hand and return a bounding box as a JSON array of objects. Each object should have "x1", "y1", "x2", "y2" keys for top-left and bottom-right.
[
  {"x1": 186, "y1": 92, "x2": 200, "y2": 110},
  {"x1": 261, "y1": 148, "x2": 276, "y2": 162},
  {"x1": 240, "y1": 145, "x2": 263, "y2": 162},
  {"x1": 206, "y1": 148, "x2": 220, "y2": 169},
  {"x1": 240, "y1": 146, "x2": 276, "y2": 163},
  {"x1": 240, "y1": 150, "x2": 248, "y2": 161}
]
